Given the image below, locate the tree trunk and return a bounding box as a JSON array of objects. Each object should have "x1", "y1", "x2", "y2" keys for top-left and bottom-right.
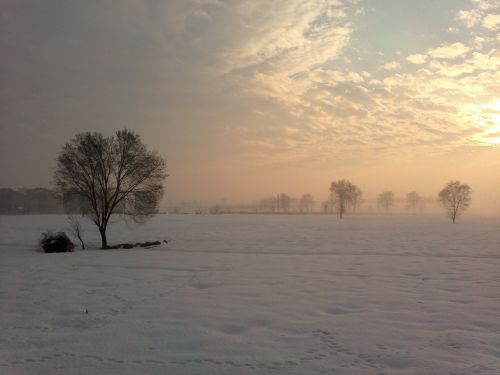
[{"x1": 99, "y1": 227, "x2": 108, "y2": 249}]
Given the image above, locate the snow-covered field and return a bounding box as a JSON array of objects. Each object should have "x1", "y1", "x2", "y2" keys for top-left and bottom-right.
[{"x1": 1, "y1": 214, "x2": 499, "y2": 374}]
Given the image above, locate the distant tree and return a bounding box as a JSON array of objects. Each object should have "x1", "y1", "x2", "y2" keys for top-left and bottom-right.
[
  {"x1": 0, "y1": 188, "x2": 18, "y2": 213},
  {"x1": 299, "y1": 194, "x2": 315, "y2": 213},
  {"x1": 258, "y1": 196, "x2": 276, "y2": 212},
  {"x1": 209, "y1": 204, "x2": 221, "y2": 214},
  {"x1": 329, "y1": 180, "x2": 363, "y2": 219},
  {"x1": 438, "y1": 181, "x2": 472, "y2": 223},
  {"x1": 277, "y1": 193, "x2": 291, "y2": 213},
  {"x1": 406, "y1": 191, "x2": 422, "y2": 211},
  {"x1": 54, "y1": 129, "x2": 167, "y2": 249},
  {"x1": 377, "y1": 191, "x2": 395, "y2": 212},
  {"x1": 322, "y1": 199, "x2": 335, "y2": 214},
  {"x1": 0, "y1": 188, "x2": 63, "y2": 214},
  {"x1": 350, "y1": 189, "x2": 364, "y2": 212}
]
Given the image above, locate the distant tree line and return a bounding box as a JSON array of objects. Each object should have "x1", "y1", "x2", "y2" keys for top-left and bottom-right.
[
  {"x1": 0, "y1": 187, "x2": 105, "y2": 215},
  {"x1": 256, "y1": 193, "x2": 315, "y2": 213},
  {"x1": 3, "y1": 181, "x2": 471, "y2": 225},
  {"x1": 0, "y1": 188, "x2": 63, "y2": 214},
  {"x1": 167, "y1": 181, "x2": 469, "y2": 222}
]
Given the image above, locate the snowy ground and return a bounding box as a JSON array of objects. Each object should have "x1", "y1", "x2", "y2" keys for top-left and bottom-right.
[{"x1": 1, "y1": 214, "x2": 499, "y2": 375}]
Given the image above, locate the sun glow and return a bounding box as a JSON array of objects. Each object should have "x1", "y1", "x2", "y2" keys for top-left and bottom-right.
[{"x1": 468, "y1": 100, "x2": 500, "y2": 146}]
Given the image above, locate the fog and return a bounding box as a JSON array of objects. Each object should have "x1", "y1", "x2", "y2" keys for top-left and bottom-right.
[
  {"x1": 1, "y1": 133, "x2": 499, "y2": 216},
  {"x1": 1, "y1": 0, "x2": 499, "y2": 215},
  {"x1": 163, "y1": 148, "x2": 500, "y2": 215}
]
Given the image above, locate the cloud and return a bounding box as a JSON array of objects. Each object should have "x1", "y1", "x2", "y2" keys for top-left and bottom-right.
[
  {"x1": 427, "y1": 60, "x2": 475, "y2": 77},
  {"x1": 456, "y1": 9, "x2": 483, "y2": 28},
  {"x1": 428, "y1": 42, "x2": 470, "y2": 59},
  {"x1": 308, "y1": 69, "x2": 365, "y2": 85},
  {"x1": 472, "y1": 0, "x2": 500, "y2": 11},
  {"x1": 2, "y1": 0, "x2": 499, "y2": 183},
  {"x1": 244, "y1": 30, "x2": 498, "y2": 161},
  {"x1": 382, "y1": 61, "x2": 401, "y2": 70},
  {"x1": 483, "y1": 14, "x2": 500, "y2": 30},
  {"x1": 455, "y1": 1, "x2": 500, "y2": 32},
  {"x1": 406, "y1": 54, "x2": 427, "y2": 64},
  {"x1": 220, "y1": 1, "x2": 354, "y2": 76},
  {"x1": 468, "y1": 49, "x2": 500, "y2": 70}
]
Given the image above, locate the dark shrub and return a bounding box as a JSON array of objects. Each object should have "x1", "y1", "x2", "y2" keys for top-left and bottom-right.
[
  {"x1": 107, "y1": 240, "x2": 162, "y2": 249},
  {"x1": 39, "y1": 231, "x2": 75, "y2": 253}
]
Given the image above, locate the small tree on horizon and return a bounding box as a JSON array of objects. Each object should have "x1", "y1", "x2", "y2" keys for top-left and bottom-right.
[
  {"x1": 329, "y1": 179, "x2": 363, "y2": 219},
  {"x1": 54, "y1": 129, "x2": 167, "y2": 248},
  {"x1": 299, "y1": 194, "x2": 315, "y2": 213},
  {"x1": 406, "y1": 191, "x2": 422, "y2": 212},
  {"x1": 276, "y1": 193, "x2": 291, "y2": 213},
  {"x1": 377, "y1": 191, "x2": 395, "y2": 212},
  {"x1": 438, "y1": 181, "x2": 471, "y2": 223}
]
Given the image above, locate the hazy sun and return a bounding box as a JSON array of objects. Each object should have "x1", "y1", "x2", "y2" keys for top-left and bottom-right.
[{"x1": 469, "y1": 100, "x2": 500, "y2": 145}]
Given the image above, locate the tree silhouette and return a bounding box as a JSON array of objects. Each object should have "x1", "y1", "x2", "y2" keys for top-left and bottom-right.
[
  {"x1": 406, "y1": 191, "x2": 422, "y2": 212},
  {"x1": 329, "y1": 180, "x2": 363, "y2": 219},
  {"x1": 299, "y1": 194, "x2": 315, "y2": 213},
  {"x1": 377, "y1": 191, "x2": 395, "y2": 212},
  {"x1": 54, "y1": 129, "x2": 167, "y2": 248},
  {"x1": 438, "y1": 181, "x2": 471, "y2": 223}
]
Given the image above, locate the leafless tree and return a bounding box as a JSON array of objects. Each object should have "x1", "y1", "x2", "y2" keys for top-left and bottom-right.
[
  {"x1": 350, "y1": 190, "x2": 364, "y2": 212},
  {"x1": 67, "y1": 214, "x2": 85, "y2": 249},
  {"x1": 377, "y1": 191, "x2": 395, "y2": 212},
  {"x1": 322, "y1": 199, "x2": 336, "y2": 214},
  {"x1": 438, "y1": 181, "x2": 471, "y2": 223},
  {"x1": 209, "y1": 204, "x2": 221, "y2": 214},
  {"x1": 259, "y1": 196, "x2": 277, "y2": 212},
  {"x1": 277, "y1": 193, "x2": 291, "y2": 213},
  {"x1": 299, "y1": 194, "x2": 315, "y2": 213},
  {"x1": 406, "y1": 191, "x2": 422, "y2": 212},
  {"x1": 329, "y1": 180, "x2": 363, "y2": 219},
  {"x1": 54, "y1": 129, "x2": 167, "y2": 248}
]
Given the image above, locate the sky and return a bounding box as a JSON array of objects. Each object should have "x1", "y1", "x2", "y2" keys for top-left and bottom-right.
[{"x1": 1, "y1": 0, "x2": 499, "y2": 212}]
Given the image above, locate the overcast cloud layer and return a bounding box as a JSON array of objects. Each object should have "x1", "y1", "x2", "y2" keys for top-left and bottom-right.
[{"x1": 1, "y1": 0, "x2": 499, "y2": 210}]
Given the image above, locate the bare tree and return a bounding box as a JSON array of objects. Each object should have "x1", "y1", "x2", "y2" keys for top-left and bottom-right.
[
  {"x1": 209, "y1": 204, "x2": 221, "y2": 215},
  {"x1": 67, "y1": 214, "x2": 85, "y2": 249},
  {"x1": 350, "y1": 189, "x2": 364, "y2": 212},
  {"x1": 438, "y1": 181, "x2": 471, "y2": 223},
  {"x1": 277, "y1": 193, "x2": 291, "y2": 213},
  {"x1": 329, "y1": 180, "x2": 363, "y2": 219},
  {"x1": 377, "y1": 191, "x2": 395, "y2": 212},
  {"x1": 322, "y1": 199, "x2": 335, "y2": 214},
  {"x1": 406, "y1": 191, "x2": 422, "y2": 212},
  {"x1": 54, "y1": 129, "x2": 167, "y2": 249},
  {"x1": 259, "y1": 196, "x2": 277, "y2": 213},
  {"x1": 299, "y1": 194, "x2": 315, "y2": 213}
]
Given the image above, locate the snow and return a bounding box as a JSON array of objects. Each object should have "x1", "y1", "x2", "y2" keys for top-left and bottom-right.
[{"x1": 1, "y1": 214, "x2": 499, "y2": 374}]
